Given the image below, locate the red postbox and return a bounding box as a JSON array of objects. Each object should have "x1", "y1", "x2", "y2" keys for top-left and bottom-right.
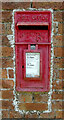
[{"x1": 14, "y1": 11, "x2": 51, "y2": 91}]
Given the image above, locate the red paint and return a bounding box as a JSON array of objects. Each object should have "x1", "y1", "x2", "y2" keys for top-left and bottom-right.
[
  {"x1": 24, "y1": 98, "x2": 25, "y2": 102},
  {"x1": 15, "y1": 11, "x2": 51, "y2": 92}
]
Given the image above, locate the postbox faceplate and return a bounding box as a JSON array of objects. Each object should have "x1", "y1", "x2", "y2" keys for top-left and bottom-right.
[{"x1": 15, "y1": 11, "x2": 51, "y2": 92}]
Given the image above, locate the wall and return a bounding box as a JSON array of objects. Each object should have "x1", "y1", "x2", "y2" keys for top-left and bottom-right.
[{"x1": 1, "y1": 1, "x2": 64, "y2": 119}]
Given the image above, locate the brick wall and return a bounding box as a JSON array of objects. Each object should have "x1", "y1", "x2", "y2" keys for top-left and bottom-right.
[{"x1": 1, "y1": 1, "x2": 64, "y2": 119}]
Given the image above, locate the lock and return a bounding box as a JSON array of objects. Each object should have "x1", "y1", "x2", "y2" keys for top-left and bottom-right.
[{"x1": 15, "y1": 11, "x2": 51, "y2": 91}]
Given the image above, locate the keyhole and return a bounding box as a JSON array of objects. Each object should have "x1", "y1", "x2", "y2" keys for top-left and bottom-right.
[{"x1": 22, "y1": 65, "x2": 24, "y2": 68}]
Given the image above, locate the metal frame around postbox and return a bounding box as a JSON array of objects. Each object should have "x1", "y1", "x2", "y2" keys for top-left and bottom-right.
[{"x1": 15, "y1": 11, "x2": 51, "y2": 92}]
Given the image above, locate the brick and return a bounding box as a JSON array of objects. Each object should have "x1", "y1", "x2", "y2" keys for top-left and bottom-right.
[
  {"x1": 0, "y1": 2, "x2": 1, "y2": 9},
  {"x1": 0, "y1": 11, "x2": 2, "y2": 21},
  {"x1": 25, "y1": 113, "x2": 38, "y2": 118},
  {"x1": 53, "y1": 69, "x2": 64, "y2": 79},
  {"x1": 0, "y1": 47, "x2": 2, "y2": 57},
  {"x1": 2, "y1": 80, "x2": 14, "y2": 89},
  {"x1": 2, "y1": 11, "x2": 12, "y2": 23},
  {"x1": 0, "y1": 80, "x2": 2, "y2": 89},
  {"x1": 0, "y1": 11, "x2": 2, "y2": 23},
  {"x1": 62, "y1": 101, "x2": 64, "y2": 110},
  {"x1": 53, "y1": 58, "x2": 64, "y2": 68},
  {"x1": 2, "y1": 36, "x2": 11, "y2": 46},
  {"x1": 61, "y1": 80, "x2": 64, "y2": 89},
  {"x1": 2, "y1": 47, "x2": 13, "y2": 57},
  {"x1": 8, "y1": 69, "x2": 14, "y2": 78},
  {"x1": 62, "y1": 93, "x2": 64, "y2": 100},
  {"x1": 48, "y1": 112, "x2": 55, "y2": 118},
  {"x1": 6, "y1": 23, "x2": 12, "y2": 35},
  {"x1": 32, "y1": 2, "x2": 63, "y2": 10},
  {"x1": 59, "y1": 70, "x2": 64, "y2": 79},
  {"x1": 40, "y1": 113, "x2": 49, "y2": 118},
  {"x1": 0, "y1": 10, "x2": 2, "y2": 17},
  {"x1": 58, "y1": 23, "x2": 64, "y2": 34},
  {"x1": 0, "y1": 69, "x2": 7, "y2": 79},
  {"x1": 19, "y1": 103, "x2": 48, "y2": 111},
  {"x1": 2, "y1": 2, "x2": 30, "y2": 10},
  {"x1": 2, "y1": 23, "x2": 12, "y2": 35},
  {"x1": 2, "y1": 23, "x2": 6, "y2": 35},
  {"x1": 9, "y1": 111, "x2": 23, "y2": 118},
  {"x1": 0, "y1": 69, "x2": 2, "y2": 78},
  {"x1": 0, "y1": 23, "x2": 2, "y2": 34},
  {"x1": 2, "y1": 100, "x2": 14, "y2": 110},
  {"x1": 18, "y1": 94, "x2": 32, "y2": 103},
  {"x1": 52, "y1": 91, "x2": 63, "y2": 100},
  {"x1": 52, "y1": 101, "x2": 62, "y2": 110},
  {"x1": 33, "y1": 94, "x2": 48, "y2": 102},
  {"x1": 0, "y1": 58, "x2": 2, "y2": 68},
  {"x1": 0, "y1": 100, "x2": 2, "y2": 109},
  {"x1": 2, "y1": 90, "x2": 14, "y2": 99},
  {"x1": 0, "y1": 91, "x2": 2, "y2": 99},
  {"x1": 2, "y1": 110, "x2": 9, "y2": 118},
  {"x1": 54, "y1": 47, "x2": 64, "y2": 57},
  {"x1": 54, "y1": 11, "x2": 63, "y2": 22},
  {"x1": 40, "y1": 112, "x2": 55, "y2": 118},
  {"x1": 53, "y1": 35, "x2": 64, "y2": 47},
  {"x1": 53, "y1": 23, "x2": 58, "y2": 35},
  {"x1": 0, "y1": 59, "x2": 2, "y2": 69},
  {"x1": 56, "y1": 111, "x2": 63, "y2": 119},
  {"x1": 52, "y1": 80, "x2": 63, "y2": 90},
  {"x1": 0, "y1": 35, "x2": 2, "y2": 46},
  {"x1": 0, "y1": 111, "x2": 2, "y2": 119},
  {"x1": 2, "y1": 58, "x2": 13, "y2": 68}
]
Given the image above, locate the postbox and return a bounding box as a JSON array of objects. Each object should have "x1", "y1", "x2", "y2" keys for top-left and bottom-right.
[{"x1": 14, "y1": 11, "x2": 51, "y2": 91}]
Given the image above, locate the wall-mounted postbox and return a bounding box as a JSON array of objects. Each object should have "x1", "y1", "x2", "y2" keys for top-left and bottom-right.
[{"x1": 14, "y1": 11, "x2": 51, "y2": 92}]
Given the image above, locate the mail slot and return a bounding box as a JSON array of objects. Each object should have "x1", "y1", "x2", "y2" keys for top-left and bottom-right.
[{"x1": 15, "y1": 11, "x2": 51, "y2": 91}]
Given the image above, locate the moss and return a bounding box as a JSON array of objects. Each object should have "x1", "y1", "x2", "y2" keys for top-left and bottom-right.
[{"x1": 16, "y1": 91, "x2": 48, "y2": 95}]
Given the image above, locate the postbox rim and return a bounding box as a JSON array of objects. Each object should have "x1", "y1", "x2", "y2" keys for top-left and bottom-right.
[{"x1": 15, "y1": 10, "x2": 51, "y2": 92}]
